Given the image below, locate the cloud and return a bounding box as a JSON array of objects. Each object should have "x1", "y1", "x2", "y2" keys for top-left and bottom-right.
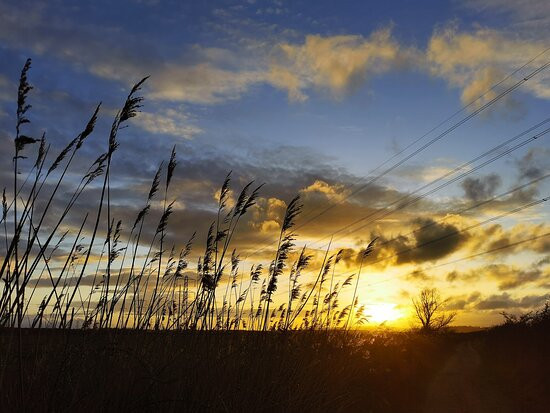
[
  {"x1": 461, "y1": 173, "x2": 502, "y2": 201},
  {"x1": 300, "y1": 180, "x2": 349, "y2": 202},
  {"x1": 267, "y1": 28, "x2": 408, "y2": 100},
  {"x1": 497, "y1": 268, "x2": 543, "y2": 289},
  {"x1": 133, "y1": 108, "x2": 202, "y2": 139},
  {"x1": 475, "y1": 293, "x2": 515, "y2": 309},
  {"x1": 3, "y1": 1, "x2": 548, "y2": 112},
  {"x1": 446, "y1": 269, "x2": 478, "y2": 282},
  {"x1": 0, "y1": 2, "x2": 267, "y2": 105},
  {"x1": 427, "y1": 23, "x2": 549, "y2": 111},
  {"x1": 461, "y1": 0, "x2": 550, "y2": 34},
  {"x1": 395, "y1": 162, "x2": 459, "y2": 183},
  {"x1": 0, "y1": 4, "x2": 405, "y2": 106},
  {"x1": 475, "y1": 292, "x2": 550, "y2": 309},
  {"x1": 362, "y1": 212, "x2": 550, "y2": 272},
  {"x1": 446, "y1": 290, "x2": 550, "y2": 312},
  {"x1": 147, "y1": 63, "x2": 265, "y2": 104},
  {"x1": 446, "y1": 291, "x2": 481, "y2": 310},
  {"x1": 472, "y1": 223, "x2": 550, "y2": 255},
  {"x1": 34, "y1": 274, "x2": 107, "y2": 288},
  {"x1": 516, "y1": 147, "x2": 550, "y2": 180},
  {"x1": 447, "y1": 263, "x2": 547, "y2": 290},
  {"x1": 393, "y1": 217, "x2": 469, "y2": 265},
  {"x1": 406, "y1": 269, "x2": 430, "y2": 281},
  {"x1": 338, "y1": 216, "x2": 475, "y2": 271},
  {"x1": 267, "y1": 64, "x2": 308, "y2": 101},
  {"x1": 250, "y1": 197, "x2": 287, "y2": 235}
]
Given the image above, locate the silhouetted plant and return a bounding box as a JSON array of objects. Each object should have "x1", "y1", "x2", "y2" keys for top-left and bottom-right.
[
  {"x1": 412, "y1": 288, "x2": 456, "y2": 333},
  {"x1": 0, "y1": 59, "x2": 378, "y2": 333}
]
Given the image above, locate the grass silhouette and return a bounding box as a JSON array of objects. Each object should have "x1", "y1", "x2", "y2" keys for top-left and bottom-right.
[
  {"x1": 0, "y1": 60, "x2": 372, "y2": 332},
  {"x1": 1, "y1": 59, "x2": 549, "y2": 413}
]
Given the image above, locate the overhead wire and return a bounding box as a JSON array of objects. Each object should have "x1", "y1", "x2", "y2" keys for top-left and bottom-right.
[{"x1": 243, "y1": 51, "x2": 550, "y2": 260}]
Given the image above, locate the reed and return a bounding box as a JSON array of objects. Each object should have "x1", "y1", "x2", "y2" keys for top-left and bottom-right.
[{"x1": 0, "y1": 59, "x2": 376, "y2": 333}]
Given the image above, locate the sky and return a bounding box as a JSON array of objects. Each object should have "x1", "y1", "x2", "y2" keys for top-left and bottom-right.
[{"x1": 0, "y1": 0, "x2": 549, "y2": 327}]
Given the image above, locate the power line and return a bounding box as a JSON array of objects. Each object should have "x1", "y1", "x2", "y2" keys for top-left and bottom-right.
[
  {"x1": 270, "y1": 193, "x2": 549, "y2": 301},
  {"x1": 365, "y1": 231, "x2": 550, "y2": 288},
  {"x1": 244, "y1": 53, "x2": 550, "y2": 260},
  {"x1": 295, "y1": 57, "x2": 547, "y2": 231},
  {"x1": 298, "y1": 62, "x2": 550, "y2": 249},
  {"x1": 240, "y1": 54, "x2": 550, "y2": 306},
  {"x1": 292, "y1": 47, "x2": 550, "y2": 230},
  {"x1": 368, "y1": 196, "x2": 548, "y2": 268},
  {"x1": 374, "y1": 173, "x2": 550, "y2": 251},
  {"x1": 311, "y1": 125, "x2": 550, "y2": 249},
  {"x1": 282, "y1": 119, "x2": 548, "y2": 254}
]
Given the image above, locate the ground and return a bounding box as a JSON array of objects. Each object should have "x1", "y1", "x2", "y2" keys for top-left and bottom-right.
[{"x1": 0, "y1": 326, "x2": 548, "y2": 412}]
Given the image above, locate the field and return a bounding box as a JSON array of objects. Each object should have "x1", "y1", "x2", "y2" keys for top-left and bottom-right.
[
  {"x1": 0, "y1": 21, "x2": 549, "y2": 413},
  {"x1": 1, "y1": 320, "x2": 549, "y2": 412}
]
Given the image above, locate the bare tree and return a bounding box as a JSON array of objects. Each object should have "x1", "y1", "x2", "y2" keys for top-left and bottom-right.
[{"x1": 412, "y1": 288, "x2": 456, "y2": 332}]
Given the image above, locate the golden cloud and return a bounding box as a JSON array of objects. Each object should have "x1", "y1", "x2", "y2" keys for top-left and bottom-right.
[
  {"x1": 149, "y1": 63, "x2": 266, "y2": 104},
  {"x1": 427, "y1": 24, "x2": 550, "y2": 107},
  {"x1": 267, "y1": 28, "x2": 403, "y2": 100},
  {"x1": 301, "y1": 180, "x2": 349, "y2": 202},
  {"x1": 133, "y1": 108, "x2": 203, "y2": 139}
]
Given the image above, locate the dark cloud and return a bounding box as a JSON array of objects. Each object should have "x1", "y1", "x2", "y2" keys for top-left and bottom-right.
[
  {"x1": 464, "y1": 223, "x2": 550, "y2": 260},
  {"x1": 471, "y1": 184, "x2": 541, "y2": 216},
  {"x1": 406, "y1": 269, "x2": 429, "y2": 281},
  {"x1": 476, "y1": 293, "x2": 515, "y2": 310},
  {"x1": 516, "y1": 148, "x2": 550, "y2": 181},
  {"x1": 446, "y1": 270, "x2": 459, "y2": 282},
  {"x1": 498, "y1": 269, "x2": 542, "y2": 290},
  {"x1": 337, "y1": 248, "x2": 358, "y2": 268},
  {"x1": 393, "y1": 218, "x2": 469, "y2": 265},
  {"x1": 447, "y1": 297, "x2": 467, "y2": 310},
  {"x1": 476, "y1": 292, "x2": 550, "y2": 310},
  {"x1": 444, "y1": 267, "x2": 478, "y2": 284},
  {"x1": 445, "y1": 263, "x2": 548, "y2": 290},
  {"x1": 461, "y1": 173, "x2": 501, "y2": 201},
  {"x1": 446, "y1": 291, "x2": 481, "y2": 310}
]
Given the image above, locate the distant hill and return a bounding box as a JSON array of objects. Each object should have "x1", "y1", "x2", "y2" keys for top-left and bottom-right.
[{"x1": 449, "y1": 325, "x2": 488, "y2": 333}]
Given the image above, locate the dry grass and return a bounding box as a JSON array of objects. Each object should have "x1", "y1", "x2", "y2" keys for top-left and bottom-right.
[
  {"x1": 0, "y1": 328, "x2": 456, "y2": 412},
  {"x1": 2, "y1": 59, "x2": 550, "y2": 413},
  {"x1": 0, "y1": 59, "x2": 372, "y2": 332}
]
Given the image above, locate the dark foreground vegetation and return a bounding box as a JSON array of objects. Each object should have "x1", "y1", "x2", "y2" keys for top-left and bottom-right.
[
  {"x1": 1, "y1": 59, "x2": 378, "y2": 333},
  {"x1": 1, "y1": 307, "x2": 549, "y2": 413},
  {"x1": 473, "y1": 305, "x2": 550, "y2": 413},
  {"x1": 0, "y1": 328, "x2": 459, "y2": 412},
  {"x1": 2, "y1": 54, "x2": 549, "y2": 413}
]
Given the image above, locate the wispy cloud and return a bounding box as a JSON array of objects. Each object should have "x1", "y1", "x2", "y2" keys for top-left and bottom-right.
[
  {"x1": 460, "y1": 0, "x2": 550, "y2": 34},
  {"x1": 427, "y1": 23, "x2": 549, "y2": 111},
  {"x1": 133, "y1": 108, "x2": 203, "y2": 139},
  {"x1": 1, "y1": 1, "x2": 548, "y2": 111},
  {"x1": 475, "y1": 291, "x2": 550, "y2": 309},
  {"x1": 267, "y1": 28, "x2": 408, "y2": 101}
]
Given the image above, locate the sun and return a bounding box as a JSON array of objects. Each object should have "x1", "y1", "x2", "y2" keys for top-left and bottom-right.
[{"x1": 367, "y1": 303, "x2": 402, "y2": 324}]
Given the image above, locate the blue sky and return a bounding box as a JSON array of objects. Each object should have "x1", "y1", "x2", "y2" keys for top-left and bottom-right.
[
  {"x1": 0, "y1": 0, "x2": 549, "y2": 326},
  {"x1": 0, "y1": 0, "x2": 547, "y2": 171}
]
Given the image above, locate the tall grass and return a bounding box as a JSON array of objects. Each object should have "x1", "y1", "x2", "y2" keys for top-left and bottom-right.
[{"x1": 0, "y1": 59, "x2": 374, "y2": 332}]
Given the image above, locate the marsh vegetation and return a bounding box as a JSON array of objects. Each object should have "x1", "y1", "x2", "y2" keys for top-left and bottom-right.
[{"x1": 1, "y1": 60, "x2": 549, "y2": 413}]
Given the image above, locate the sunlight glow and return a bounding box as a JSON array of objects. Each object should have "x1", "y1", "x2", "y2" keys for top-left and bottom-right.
[{"x1": 367, "y1": 303, "x2": 402, "y2": 323}]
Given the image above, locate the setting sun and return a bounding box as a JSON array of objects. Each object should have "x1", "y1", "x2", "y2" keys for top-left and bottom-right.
[
  {"x1": 367, "y1": 303, "x2": 403, "y2": 324},
  {"x1": 0, "y1": 0, "x2": 548, "y2": 411}
]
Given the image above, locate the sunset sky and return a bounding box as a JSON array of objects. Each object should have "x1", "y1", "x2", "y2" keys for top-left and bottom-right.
[{"x1": 0, "y1": 0, "x2": 549, "y2": 327}]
